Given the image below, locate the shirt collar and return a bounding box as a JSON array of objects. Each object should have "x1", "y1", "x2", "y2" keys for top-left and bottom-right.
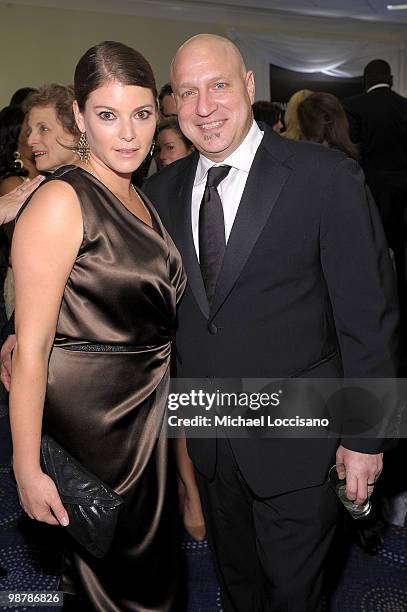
[
  {"x1": 367, "y1": 83, "x2": 391, "y2": 93},
  {"x1": 194, "y1": 120, "x2": 264, "y2": 186}
]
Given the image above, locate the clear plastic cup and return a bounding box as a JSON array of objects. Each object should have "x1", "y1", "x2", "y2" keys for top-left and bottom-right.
[{"x1": 328, "y1": 463, "x2": 372, "y2": 520}]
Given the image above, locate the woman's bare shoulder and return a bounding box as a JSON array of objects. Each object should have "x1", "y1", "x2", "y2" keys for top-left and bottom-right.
[{"x1": 18, "y1": 178, "x2": 82, "y2": 226}]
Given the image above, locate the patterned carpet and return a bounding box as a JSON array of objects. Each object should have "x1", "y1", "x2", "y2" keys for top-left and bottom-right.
[
  {"x1": 1, "y1": 409, "x2": 406, "y2": 611},
  {"x1": 325, "y1": 524, "x2": 407, "y2": 612}
]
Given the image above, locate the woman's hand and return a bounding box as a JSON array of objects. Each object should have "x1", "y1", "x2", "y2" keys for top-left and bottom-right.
[
  {"x1": 175, "y1": 437, "x2": 206, "y2": 541},
  {"x1": 15, "y1": 468, "x2": 69, "y2": 527},
  {"x1": 1, "y1": 334, "x2": 16, "y2": 391},
  {"x1": 0, "y1": 176, "x2": 45, "y2": 224},
  {"x1": 179, "y1": 478, "x2": 206, "y2": 541}
]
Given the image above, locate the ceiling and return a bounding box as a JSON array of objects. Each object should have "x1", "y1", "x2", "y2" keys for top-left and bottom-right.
[
  {"x1": 2, "y1": 0, "x2": 407, "y2": 25},
  {"x1": 195, "y1": 0, "x2": 407, "y2": 24}
]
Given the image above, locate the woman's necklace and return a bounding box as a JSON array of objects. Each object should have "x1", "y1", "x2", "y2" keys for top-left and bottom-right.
[{"x1": 84, "y1": 159, "x2": 136, "y2": 198}]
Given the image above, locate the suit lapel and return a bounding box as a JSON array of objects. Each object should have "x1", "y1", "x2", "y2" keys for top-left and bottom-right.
[
  {"x1": 210, "y1": 131, "x2": 293, "y2": 319},
  {"x1": 172, "y1": 153, "x2": 210, "y2": 319}
]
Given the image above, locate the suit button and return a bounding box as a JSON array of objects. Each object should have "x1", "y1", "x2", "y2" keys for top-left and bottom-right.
[{"x1": 208, "y1": 322, "x2": 218, "y2": 334}]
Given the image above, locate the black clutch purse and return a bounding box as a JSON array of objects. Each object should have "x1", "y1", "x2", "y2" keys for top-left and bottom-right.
[{"x1": 40, "y1": 435, "x2": 124, "y2": 558}]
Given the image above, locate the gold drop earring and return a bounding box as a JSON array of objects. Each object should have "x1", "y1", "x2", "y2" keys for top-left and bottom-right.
[
  {"x1": 13, "y1": 151, "x2": 24, "y2": 170},
  {"x1": 76, "y1": 132, "x2": 90, "y2": 163}
]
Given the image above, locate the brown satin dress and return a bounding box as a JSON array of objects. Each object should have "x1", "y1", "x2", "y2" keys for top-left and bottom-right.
[{"x1": 31, "y1": 166, "x2": 185, "y2": 611}]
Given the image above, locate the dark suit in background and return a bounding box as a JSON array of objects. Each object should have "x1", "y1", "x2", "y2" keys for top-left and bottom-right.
[
  {"x1": 344, "y1": 85, "x2": 407, "y2": 363},
  {"x1": 144, "y1": 124, "x2": 399, "y2": 610}
]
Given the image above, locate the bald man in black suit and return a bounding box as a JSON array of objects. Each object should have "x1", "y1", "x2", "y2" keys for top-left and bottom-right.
[{"x1": 144, "y1": 37, "x2": 399, "y2": 611}]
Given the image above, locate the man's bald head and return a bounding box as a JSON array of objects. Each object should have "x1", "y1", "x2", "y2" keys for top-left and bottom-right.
[
  {"x1": 170, "y1": 34, "x2": 247, "y2": 83},
  {"x1": 170, "y1": 33, "x2": 255, "y2": 163}
]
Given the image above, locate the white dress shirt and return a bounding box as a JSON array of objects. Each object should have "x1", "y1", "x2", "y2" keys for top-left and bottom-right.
[
  {"x1": 192, "y1": 121, "x2": 264, "y2": 259},
  {"x1": 367, "y1": 83, "x2": 391, "y2": 93}
]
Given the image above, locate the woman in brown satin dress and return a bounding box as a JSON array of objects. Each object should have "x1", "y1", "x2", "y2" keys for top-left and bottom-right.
[{"x1": 8, "y1": 41, "x2": 186, "y2": 611}]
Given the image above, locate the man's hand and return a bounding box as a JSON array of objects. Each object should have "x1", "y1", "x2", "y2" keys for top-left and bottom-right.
[
  {"x1": 1, "y1": 334, "x2": 16, "y2": 391},
  {"x1": 336, "y1": 445, "x2": 382, "y2": 505}
]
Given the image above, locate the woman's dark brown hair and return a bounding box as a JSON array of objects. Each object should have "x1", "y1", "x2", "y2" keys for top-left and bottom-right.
[
  {"x1": 0, "y1": 106, "x2": 29, "y2": 180},
  {"x1": 297, "y1": 92, "x2": 359, "y2": 160},
  {"x1": 23, "y1": 84, "x2": 79, "y2": 139},
  {"x1": 74, "y1": 41, "x2": 157, "y2": 111}
]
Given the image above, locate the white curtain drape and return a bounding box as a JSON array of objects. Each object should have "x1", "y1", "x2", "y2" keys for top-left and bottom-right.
[{"x1": 227, "y1": 28, "x2": 405, "y2": 99}]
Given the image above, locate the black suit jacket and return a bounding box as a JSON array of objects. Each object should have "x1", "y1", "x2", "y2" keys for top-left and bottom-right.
[
  {"x1": 343, "y1": 87, "x2": 407, "y2": 174},
  {"x1": 343, "y1": 87, "x2": 407, "y2": 248},
  {"x1": 144, "y1": 125, "x2": 399, "y2": 497}
]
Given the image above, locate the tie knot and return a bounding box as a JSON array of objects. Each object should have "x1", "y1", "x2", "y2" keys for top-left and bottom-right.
[{"x1": 206, "y1": 165, "x2": 231, "y2": 189}]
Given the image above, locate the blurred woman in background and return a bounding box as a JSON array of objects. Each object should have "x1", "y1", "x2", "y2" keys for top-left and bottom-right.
[
  {"x1": 281, "y1": 89, "x2": 313, "y2": 140},
  {"x1": 0, "y1": 106, "x2": 37, "y2": 196},
  {"x1": 9, "y1": 87, "x2": 37, "y2": 109},
  {"x1": 24, "y1": 84, "x2": 80, "y2": 173},
  {"x1": 297, "y1": 91, "x2": 359, "y2": 160},
  {"x1": 0, "y1": 106, "x2": 39, "y2": 313},
  {"x1": 155, "y1": 116, "x2": 194, "y2": 171},
  {"x1": 3, "y1": 85, "x2": 80, "y2": 317}
]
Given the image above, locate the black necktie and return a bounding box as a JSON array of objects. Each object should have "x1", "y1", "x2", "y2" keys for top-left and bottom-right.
[{"x1": 199, "y1": 165, "x2": 231, "y2": 302}]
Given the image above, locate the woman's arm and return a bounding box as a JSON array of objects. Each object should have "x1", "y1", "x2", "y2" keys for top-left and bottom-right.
[
  {"x1": 175, "y1": 437, "x2": 205, "y2": 540},
  {"x1": 9, "y1": 179, "x2": 83, "y2": 526}
]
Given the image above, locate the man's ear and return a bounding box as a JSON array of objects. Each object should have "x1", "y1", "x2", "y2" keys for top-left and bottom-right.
[
  {"x1": 246, "y1": 70, "x2": 255, "y2": 104},
  {"x1": 73, "y1": 100, "x2": 85, "y2": 134}
]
